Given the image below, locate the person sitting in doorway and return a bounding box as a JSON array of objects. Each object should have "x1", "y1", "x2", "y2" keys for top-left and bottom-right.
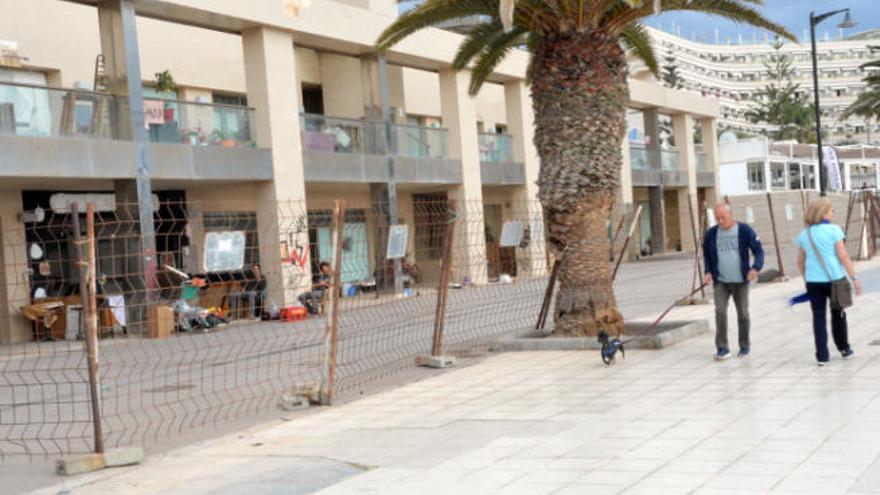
[{"x1": 298, "y1": 262, "x2": 332, "y2": 315}]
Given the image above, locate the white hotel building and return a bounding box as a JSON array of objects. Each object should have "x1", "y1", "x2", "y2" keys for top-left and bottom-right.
[{"x1": 633, "y1": 26, "x2": 880, "y2": 145}]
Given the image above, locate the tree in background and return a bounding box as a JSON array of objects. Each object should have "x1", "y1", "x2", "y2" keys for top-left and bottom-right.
[
  {"x1": 746, "y1": 39, "x2": 814, "y2": 142},
  {"x1": 378, "y1": 1, "x2": 791, "y2": 336},
  {"x1": 661, "y1": 49, "x2": 684, "y2": 90}
]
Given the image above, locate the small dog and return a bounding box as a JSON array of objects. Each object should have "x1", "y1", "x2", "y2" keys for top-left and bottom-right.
[{"x1": 598, "y1": 331, "x2": 625, "y2": 365}]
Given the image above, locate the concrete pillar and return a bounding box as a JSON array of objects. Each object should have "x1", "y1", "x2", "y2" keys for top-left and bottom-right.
[
  {"x1": 360, "y1": 56, "x2": 405, "y2": 120},
  {"x1": 701, "y1": 118, "x2": 720, "y2": 197},
  {"x1": 504, "y1": 79, "x2": 546, "y2": 276},
  {"x1": 673, "y1": 114, "x2": 698, "y2": 252},
  {"x1": 0, "y1": 190, "x2": 30, "y2": 343},
  {"x1": 440, "y1": 69, "x2": 488, "y2": 284},
  {"x1": 619, "y1": 137, "x2": 638, "y2": 260},
  {"x1": 242, "y1": 27, "x2": 309, "y2": 304},
  {"x1": 98, "y1": 0, "x2": 157, "y2": 317}
]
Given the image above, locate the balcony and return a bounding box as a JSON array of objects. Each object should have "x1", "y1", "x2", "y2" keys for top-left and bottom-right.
[
  {"x1": 629, "y1": 143, "x2": 649, "y2": 170},
  {"x1": 696, "y1": 151, "x2": 709, "y2": 171},
  {"x1": 0, "y1": 81, "x2": 271, "y2": 182},
  {"x1": 479, "y1": 132, "x2": 524, "y2": 186},
  {"x1": 300, "y1": 113, "x2": 460, "y2": 185},
  {"x1": 661, "y1": 148, "x2": 680, "y2": 171}
]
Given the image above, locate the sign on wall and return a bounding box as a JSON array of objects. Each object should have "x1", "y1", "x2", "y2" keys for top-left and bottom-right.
[
  {"x1": 746, "y1": 207, "x2": 755, "y2": 224},
  {"x1": 785, "y1": 204, "x2": 794, "y2": 222},
  {"x1": 500, "y1": 221, "x2": 524, "y2": 247},
  {"x1": 386, "y1": 224, "x2": 408, "y2": 260},
  {"x1": 204, "y1": 231, "x2": 245, "y2": 272}
]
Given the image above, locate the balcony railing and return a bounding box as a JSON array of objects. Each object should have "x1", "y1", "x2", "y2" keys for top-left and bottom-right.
[
  {"x1": 394, "y1": 123, "x2": 448, "y2": 160},
  {"x1": 661, "y1": 148, "x2": 680, "y2": 171},
  {"x1": 0, "y1": 81, "x2": 256, "y2": 147},
  {"x1": 126, "y1": 97, "x2": 255, "y2": 147},
  {"x1": 0, "y1": 81, "x2": 114, "y2": 139},
  {"x1": 479, "y1": 133, "x2": 514, "y2": 162},
  {"x1": 696, "y1": 151, "x2": 709, "y2": 171},
  {"x1": 300, "y1": 113, "x2": 449, "y2": 160},
  {"x1": 630, "y1": 143, "x2": 649, "y2": 170}
]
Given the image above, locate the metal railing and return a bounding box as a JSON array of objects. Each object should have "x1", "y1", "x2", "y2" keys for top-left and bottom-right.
[
  {"x1": 629, "y1": 143, "x2": 649, "y2": 170},
  {"x1": 300, "y1": 113, "x2": 449, "y2": 160},
  {"x1": 124, "y1": 96, "x2": 256, "y2": 148},
  {"x1": 661, "y1": 148, "x2": 680, "y2": 171},
  {"x1": 0, "y1": 81, "x2": 256, "y2": 147},
  {"x1": 0, "y1": 81, "x2": 115, "y2": 139},
  {"x1": 478, "y1": 133, "x2": 514, "y2": 162},
  {"x1": 696, "y1": 151, "x2": 709, "y2": 171},
  {"x1": 393, "y1": 123, "x2": 449, "y2": 160}
]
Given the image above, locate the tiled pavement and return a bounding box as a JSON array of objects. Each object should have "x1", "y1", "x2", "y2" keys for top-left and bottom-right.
[{"x1": 30, "y1": 258, "x2": 880, "y2": 494}]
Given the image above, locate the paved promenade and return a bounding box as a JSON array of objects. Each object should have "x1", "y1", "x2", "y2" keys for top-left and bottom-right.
[{"x1": 30, "y1": 259, "x2": 880, "y2": 495}]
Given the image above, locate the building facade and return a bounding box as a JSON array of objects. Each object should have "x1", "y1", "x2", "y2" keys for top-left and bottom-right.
[
  {"x1": 634, "y1": 26, "x2": 880, "y2": 145},
  {"x1": 0, "y1": 0, "x2": 719, "y2": 342}
]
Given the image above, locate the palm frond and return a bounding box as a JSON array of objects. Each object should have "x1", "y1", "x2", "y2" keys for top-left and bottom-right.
[
  {"x1": 467, "y1": 26, "x2": 528, "y2": 95},
  {"x1": 620, "y1": 23, "x2": 658, "y2": 76},
  {"x1": 452, "y1": 21, "x2": 506, "y2": 70},
  {"x1": 376, "y1": 0, "x2": 494, "y2": 51}
]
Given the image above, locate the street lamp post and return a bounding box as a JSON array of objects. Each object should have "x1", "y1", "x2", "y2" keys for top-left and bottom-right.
[{"x1": 810, "y1": 9, "x2": 856, "y2": 196}]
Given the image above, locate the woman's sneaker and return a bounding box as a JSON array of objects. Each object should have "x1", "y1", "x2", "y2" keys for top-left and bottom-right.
[
  {"x1": 817, "y1": 360, "x2": 830, "y2": 367},
  {"x1": 842, "y1": 349, "x2": 854, "y2": 359},
  {"x1": 738, "y1": 347, "x2": 750, "y2": 358},
  {"x1": 714, "y1": 348, "x2": 731, "y2": 360}
]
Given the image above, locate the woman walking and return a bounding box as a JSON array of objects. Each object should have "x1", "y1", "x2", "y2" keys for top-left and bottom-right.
[{"x1": 796, "y1": 198, "x2": 861, "y2": 366}]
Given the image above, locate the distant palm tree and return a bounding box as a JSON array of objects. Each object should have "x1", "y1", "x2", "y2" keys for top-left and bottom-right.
[
  {"x1": 378, "y1": 1, "x2": 792, "y2": 336},
  {"x1": 842, "y1": 47, "x2": 880, "y2": 133}
]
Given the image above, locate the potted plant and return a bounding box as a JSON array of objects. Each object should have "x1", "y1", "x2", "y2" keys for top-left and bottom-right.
[{"x1": 154, "y1": 70, "x2": 177, "y2": 122}]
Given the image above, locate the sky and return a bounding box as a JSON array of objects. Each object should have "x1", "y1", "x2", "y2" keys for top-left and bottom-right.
[
  {"x1": 401, "y1": 1, "x2": 880, "y2": 44},
  {"x1": 645, "y1": 0, "x2": 878, "y2": 44}
]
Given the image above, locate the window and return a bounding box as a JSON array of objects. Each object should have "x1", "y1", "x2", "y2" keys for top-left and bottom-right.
[
  {"x1": 788, "y1": 163, "x2": 802, "y2": 190},
  {"x1": 212, "y1": 93, "x2": 248, "y2": 143},
  {"x1": 747, "y1": 161, "x2": 765, "y2": 191},
  {"x1": 802, "y1": 165, "x2": 816, "y2": 190},
  {"x1": 769, "y1": 163, "x2": 787, "y2": 189}
]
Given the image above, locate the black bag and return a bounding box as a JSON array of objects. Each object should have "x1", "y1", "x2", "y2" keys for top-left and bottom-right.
[{"x1": 807, "y1": 227, "x2": 853, "y2": 310}]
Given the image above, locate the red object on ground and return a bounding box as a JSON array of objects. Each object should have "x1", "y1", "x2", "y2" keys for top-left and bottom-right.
[{"x1": 280, "y1": 306, "x2": 308, "y2": 322}]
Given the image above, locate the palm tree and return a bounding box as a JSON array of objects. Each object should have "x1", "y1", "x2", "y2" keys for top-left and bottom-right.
[
  {"x1": 377, "y1": 1, "x2": 791, "y2": 336},
  {"x1": 842, "y1": 47, "x2": 880, "y2": 132}
]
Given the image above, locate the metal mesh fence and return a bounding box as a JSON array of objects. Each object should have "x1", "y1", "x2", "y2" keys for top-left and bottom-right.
[{"x1": 0, "y1": 191, "x2": 875, "y2": 459}]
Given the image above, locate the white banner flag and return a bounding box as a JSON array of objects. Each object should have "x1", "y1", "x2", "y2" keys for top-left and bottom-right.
[{"x1": 823, "y1": 145, "x2": 843, "y2": 192}]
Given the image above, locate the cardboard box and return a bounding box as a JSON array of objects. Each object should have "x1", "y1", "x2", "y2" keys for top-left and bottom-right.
[{"x1": 147, "y1": 305, "x2": 175, "y2": 339}]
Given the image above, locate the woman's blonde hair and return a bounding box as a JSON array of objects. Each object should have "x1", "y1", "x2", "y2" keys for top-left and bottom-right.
[{"x1": 804, "y1": 198, "x2": 833, "y2": 226}]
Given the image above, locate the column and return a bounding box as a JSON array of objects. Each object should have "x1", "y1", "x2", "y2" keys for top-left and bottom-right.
[
  {"x1": 673, "y1": 113, "x2": 698, "y2": 251},
  {"x1": 98, "y1": 0, "x2": 156, "y2": 332},
  {"x1": 242, "y1": 27, "x2": 309, "y2": 305},
  {"x1": 0, "y1": 190, "x2": 30, "y2": 343},
  {"x1": 440, "y1": 69, "x2": 488, "y2": 284},
  {"x1": 701, "y1": 117, "x2": 720, "y2": 205},
  {"x1": 644, "y1": 108, "x2": 665, "y2": 254},
  {"x1": 504, "y1": 79, "x2": 547, "y2": 276}
]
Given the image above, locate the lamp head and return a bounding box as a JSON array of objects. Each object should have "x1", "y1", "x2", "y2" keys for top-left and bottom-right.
[{"x1": 838, "y1": 11, "x2": 856, "y2": 30}]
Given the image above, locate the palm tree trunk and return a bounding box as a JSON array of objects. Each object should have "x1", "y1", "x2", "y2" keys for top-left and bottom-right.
[{"x1": 531, "y1": 31, "x2": 629, "y2": 337}]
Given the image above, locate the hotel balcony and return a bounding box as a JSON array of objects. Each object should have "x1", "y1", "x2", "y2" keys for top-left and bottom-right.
[{"x1": 478, "y1": 132, "x2": 525, "y2": 186}]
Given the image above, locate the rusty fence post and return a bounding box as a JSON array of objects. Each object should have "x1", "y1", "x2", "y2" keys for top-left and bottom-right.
[
  {"x1": 609, "y1": 213, "x2": 627, "y2": 262},
  {"x1": 611, "y1": 204, "x2": 642, "y2": 282},
  {"x1": 431, "y1": 204, "x2": 457, "y2": 356},
  {"x1": 71, "y1": 202, "x2": 104, "y2": 454},
  {"x1": 686, "y1": 194, "x2": 705, "y2": 299},
  {"x1": 535, "y1": 260, "x2": 560, "y2": 331},
  {"x1": 765, "y1": 192, "x2": 785, "y2": 278},
  {"x1": 844, "y1": 191, "x2": 856, "y2": 238},
  {"x1": 324, "y1": 200, "x2": 346, "y2": 404}
]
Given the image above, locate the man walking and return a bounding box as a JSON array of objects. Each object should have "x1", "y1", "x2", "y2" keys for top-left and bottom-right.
[{"x1": 703, "y1": 203, "x2": 764, "y2": 360}]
